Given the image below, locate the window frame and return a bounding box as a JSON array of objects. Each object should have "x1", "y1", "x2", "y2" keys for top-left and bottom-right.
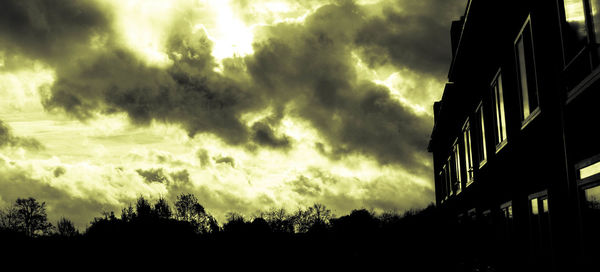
[
  {"x1": 514, "y1": 15, "x2": 542, "y2": 129},
  {"x1": 576, "y1": 154, "x2": 600, "y2": 258},
  {"x1": 558, "y1": 0, "x2": 600, "y2": 67},
  {"x1": 452, "y1": 138, "x2": 463, "y2": 195},
  {"x1": 491, "y1": 69, "x2": 508, "y2": 152},
  {"x1": 475, "y1": 102, "x2": 488, "y2": 168},
  {"x1": 500, "y1": 201, "x2": 514, "y2": 240},
  {"x1": 462, "y1": 118, "x2": 475, "y2": 186},
  {"x1": 528, "y1": 190, "x2": 552, "y2": 257}
]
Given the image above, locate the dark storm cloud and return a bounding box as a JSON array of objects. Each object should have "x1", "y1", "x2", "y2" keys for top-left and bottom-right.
[
  {"x1": 289, "y1": 175, "x2": 322, "y2": 197},
  {"x1": 0, "y1": 0, "x2": 110, "y2": 65},
  {"x1": 0, "y1": 120, "x2": 43, "y2": 150},
  {"x1": 136, "y1": 168, "x2": 169, "y2": 183},
  {"x1": 251, "y1": 121, "x2": 291, "y2": 149},
  {"x1": 355, "y1": 0, "x2": 466, "y2": 78},
  {"x1": 196, "y1": 149, "x2": 211, "y2": 167},
  {"x1": 0, "y1": 0, "x2": 464, "y2": 172},
  {"x1": 0, "y1": 0, "x2": 258, "y2": 145},
  {"x1": 215, "y1": 156, "x2": 236, "y2": 168},
  {"x1": 246, "y1": 2, "x2": 433, "y2": 172},
  {"x1": 53, "y1": 166, "x2": 66, "y2": 178}
]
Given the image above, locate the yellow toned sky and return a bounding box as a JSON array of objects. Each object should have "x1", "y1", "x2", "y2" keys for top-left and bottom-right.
[{"x1": 0, "y1": 0, "x2": 463, "y2": 228}]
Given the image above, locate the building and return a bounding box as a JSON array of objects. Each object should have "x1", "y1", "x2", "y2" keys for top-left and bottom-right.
[{"x1": 428, "y1": 0, "x2": 600, "y2": 270}]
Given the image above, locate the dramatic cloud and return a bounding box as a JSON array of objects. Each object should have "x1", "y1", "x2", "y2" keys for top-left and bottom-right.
[
  {"x1": 355, "y1": 0, "x2": 465, "y2": 78},
  {"x1": 0, "y1": 0, "x2": 466, "y2": 226},
  {"x1": 0, "y1": 119, "x2": 43, "y2": 150}
]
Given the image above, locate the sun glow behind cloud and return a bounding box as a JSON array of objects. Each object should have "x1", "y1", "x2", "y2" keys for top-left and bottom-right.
[{"x1": 0, "y1": 0, "x2": 462, "y2": 228}]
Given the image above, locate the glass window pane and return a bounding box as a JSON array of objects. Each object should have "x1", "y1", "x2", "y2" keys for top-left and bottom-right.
[
  {"x1": 463, "y1": 124, "x2": 473, "y2": 183},
  {"x1": 497, "y1": 75, "x2": 507, "y2": 141},
  {"x1": 580, "y1": 161, "x2": 600, "y2": 179},
  {"x1": 508, "y1": 206, "x2": 513, "y2": 219},
  {"x1": 517, "y1": 36, "x2": 531, "y2": 119},
  {"x1": 479, "y1": 107, "x2": 487, "y2": 161},
  {"x1": 531, "y1": 198, "x2": 539, "y2": 215},
  {"x1": 583, "y1": 185, "x2": 600, "y2": 259},
  {"x1": 492, "y1": 73, "x2": 507, "y2": 145},
  {"x1": 591, "y1": 0, "x2": 600, "y2": 43},
  {"x1": 542, "y1": 198, "x2": 549, "y2": 213},
  {"x1": 564, "y1": 0, "x2": 588, "y2": 41},
  {"x1": 585, "y1": 185, "x2": 600, "y2": 209}
]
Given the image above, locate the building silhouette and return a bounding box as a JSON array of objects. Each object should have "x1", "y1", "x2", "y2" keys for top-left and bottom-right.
[{"x1": 428, "y1": 0, "x2": 600, "y2": 270}]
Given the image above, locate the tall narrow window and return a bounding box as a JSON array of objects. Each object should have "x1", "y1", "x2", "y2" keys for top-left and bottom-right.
[
  {"x1": 590, "y1": 0, "x2": 600, "y2": 43},
  {"x1": 445, "y1": 160, "x2": 452, "y2": 197},
  {"x1": 476, "y1": 103, "x2": 487, "y2": 166},
  {"x1": 563, "y1": 0, "x2": 588, "y2": 58},
  {"x1": 463, "y1": 120, "x2": 474, "y2": 185},
  {"x1": 529, "y1": 192, "x2": 551, "y2": 258},
  {"x1": 500, "y1": 201, "x2": 514, "y2": 242},
  {"x1": 515, "y1": 19, "x2": 540, "y2": 123},
  {"x1": 491, "y1": 71, "x2": 507, "y2": 149},
  {"x1": 453, "y1": 142, "x2": 462, "y2": 194}
]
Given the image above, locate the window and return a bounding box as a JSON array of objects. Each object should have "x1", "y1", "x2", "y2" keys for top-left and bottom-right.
[
  {"x1": 442, "y1": 163, "x2": 451, "y2": 199},
  {"x1": 491, "y1": 70, "x2": 507, "y2": 150},
  {"x1": 463, "y1": 120, "x2": 474, "y2": 185},
  {"x1": 561, "y1": 0, "x2": 600, "y2": 60},
  {"x1": 445, "y1": 160, "x2": 452, "y2": 197},
  {"x1": 452, "y1": 141, "x2": 462, "y2": 194},
  {"x1": 438, "y1": 170, "x2": 445, "y2": 202},
  {"x1": 475, "y1": 103, "x2": 487, "y2": 166},
  {"x1": 562, "y1": 0, "x2": 588, "y2": 60},
  {"x1": 576, "y1": 155, "x2": 600, "y2": 259},
  {"x1": 500, "y1": 201, "x2": 514, "y2": 241},
  {"x1": 558, "y1": 0, "x2": 600, "y2": 91},
  {"x1": 580, "y1": 160, "x2": 600, "y2": 179},
  {"x1": 515, "y1": 18, "x2": 540, "y2": 124},
  {"x1": 529, "y1": 191, "x2": 551, "y2": 257}
]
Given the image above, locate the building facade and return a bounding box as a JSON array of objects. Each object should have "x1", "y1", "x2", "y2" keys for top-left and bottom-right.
[{"x1": 428, "y1": 0, "x2": 600, "y2": 270}]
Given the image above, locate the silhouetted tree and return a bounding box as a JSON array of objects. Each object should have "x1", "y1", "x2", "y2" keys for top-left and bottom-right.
[
  {"x1": 121, "y1": 204, "x2": 135, "y2": 222},
  {"x1": 0, "y1": 205, "x2": 19, "y2": 231},
  {"x1": 153, "y1": 197, "x2": 172, "y2": 219},
  {"x1": 293, "y1": 203, "x2": 332, "y2": 233},
  {"x1": 331, "y1": 209, "x2": 379, "y2": 235},
  {"x1": 222, "y1": 212, "x2": 247, "y2": 233},
  {"x1": 56, "y1": 217, "x2": 79, "y2": 237},
  {"x1": 261, "y1": 208, "x2": 294, "y2": 234},
  {"x1": 135, "y1": 196, "x2": 152, "y2": 219},
  {"x1": 12, "y1": 197, "x2": 53, "y2": 237},
  {"x1": 174, "y1": 193, "x2": 219, "y2": 234}
]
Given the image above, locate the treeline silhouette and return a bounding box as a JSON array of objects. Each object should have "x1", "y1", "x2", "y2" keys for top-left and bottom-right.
[{"x1": 0, "y1": 195, "x2": 493, "y2": 271}]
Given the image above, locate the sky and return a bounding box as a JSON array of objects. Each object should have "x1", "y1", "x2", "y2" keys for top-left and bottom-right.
[{"x1": 0, "y1": 0, "x2": 466, "y2": 229}]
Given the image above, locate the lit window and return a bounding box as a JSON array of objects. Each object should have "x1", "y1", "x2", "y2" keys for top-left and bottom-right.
[
  {"x1": 580, "y1": 161, "x2": 600, "y2": 179},
  {"x1": 463, "y1": 120, "x2": 474, "y2": 185},
  {"x1": 531, "y1": 198, "x2": 539, "y2": 215},
  {"x1": 529, "y1": 192, "x2": 551, "y2": 257},
  {"x1": 577, "y1": 157, "x2": 600, "y2": 260},
  {"x1": 584, "y1": 184, "x2": 600, "y2": 209},
  {"x1": 515, "y1": 18, "x2": 540, "y2": 123},
  {"x1": 591, "y1": 1, "x2": 600, "y2": 43},
  {"x1": 562, "y1": 0, "x2": 600, "y2": 59},
  {"x1": 564, "y1": 0, "x2": 587, "y2": 47},
  {"x1": 476, "y1": 103, "x2": 487, "y2": 166},
  {"x1": 491, "y1": 71, "x2": 507, "y2": 149}
]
